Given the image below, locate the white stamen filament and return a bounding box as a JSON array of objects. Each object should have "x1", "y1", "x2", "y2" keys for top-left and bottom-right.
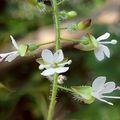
[
  {"x1": 102, "y1": 95, "x2": 120, "y2": 99},
  {"x1": 96, "y1": 97, "x2": 113, "y2": 105},
  {"x1": 100, "y1": 40, "x2": 117, "y2": 45}
]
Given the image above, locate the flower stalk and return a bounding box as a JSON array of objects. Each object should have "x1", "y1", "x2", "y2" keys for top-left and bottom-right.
[{"x1": 47, "y1": 0, "x2": 61, "y2": 119}]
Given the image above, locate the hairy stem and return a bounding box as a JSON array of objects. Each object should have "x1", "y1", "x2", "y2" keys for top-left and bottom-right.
[
  {"x1": 58, "y1": 85, "x2": 73, "y2": 92},
  {"x1": 47, "y1": 0, "x2": 61, "y2": 120},
  {"x1": 47, "y1": 74, "x2": 58, "y2": 120}
]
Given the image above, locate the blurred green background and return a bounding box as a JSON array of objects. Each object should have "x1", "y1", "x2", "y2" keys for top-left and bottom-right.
[{"x1": 0, "y1": 0, "x2": 120, "y2": 120}]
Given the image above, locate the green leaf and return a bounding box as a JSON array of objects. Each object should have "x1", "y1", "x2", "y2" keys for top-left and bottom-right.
[{"x1": 18, "y1": 44, "x2": 28, "y2": 56}]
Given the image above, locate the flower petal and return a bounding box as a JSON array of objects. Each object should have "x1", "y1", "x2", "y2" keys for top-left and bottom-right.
[
  {"x1": 5, "y1": 52, "x2": 18, "y2": 62},
  {"x1": 101, "y1": 82, "x2": 116, "y2": 94},
  {"x1": 92, "y1": 76, "x2": 106, "y2": 92},
  {"x1": 101, "y1": 45, "x2": 110, "y2": 58},
  {"x1": 94, "y1": 45, "x2": 105, "y2": 61},
  {"x1": 10, "y1": 35, "x2": 19, "y2": 49},
  {"x1": 41, "y1": 49, "x2": 54, "y2": 64},
  {"x1": 97, "y1": 32, "x2": 110, "y2": 41},
  {"x1": 54, "y1": 49, "x2": 64, "y2": 63},
  {"x1": 41, "y1": 68, "x2": 55, "y2": 76},
  {"x1": 55, "y1": 67, "x2": 69, "y2": 73}
]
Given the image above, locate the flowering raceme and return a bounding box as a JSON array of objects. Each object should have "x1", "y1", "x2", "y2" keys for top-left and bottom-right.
[
  {"x1": 72, "y1": 76, "x2": 120, "y2": 105},
  {"x1": 36, "y1": 49, "x2": 72, "y2": 76}
]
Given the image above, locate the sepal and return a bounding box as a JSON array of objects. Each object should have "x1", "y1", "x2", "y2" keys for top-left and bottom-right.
[
  {"x1": 36, "y1": 58, "x2": 44, "y2": 64},
  {"x1": 74, "y1": 34, "x2": 98, "y2": 51},
  {"x1": 72, "y1": 86, "x2": 95, "y2": 104},
  {"x1": 18, "y1": 44, "x2": 28, "y2": 56}
]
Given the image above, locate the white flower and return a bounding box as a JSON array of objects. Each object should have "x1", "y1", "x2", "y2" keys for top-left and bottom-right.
[
  {"x1": 92, "y1": 76, "x2": 120, "y2": 105},
  {"x1": 0, "y1": 36, "x2": 19, "y2": 62},
  {"x1": 94, "y1": 32, "x2": 117, "y2": 61},
  {"x1": 38, "y1": 49, "x2": 72, "y2": 76}
]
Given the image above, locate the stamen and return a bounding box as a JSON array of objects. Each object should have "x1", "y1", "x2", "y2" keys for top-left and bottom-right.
[
  {"x1": 102, "y1": 95, "x2": 120, "y2": 99},
  {"x1": 100, "y1": 40, "x2": 117, "y2": 45}
]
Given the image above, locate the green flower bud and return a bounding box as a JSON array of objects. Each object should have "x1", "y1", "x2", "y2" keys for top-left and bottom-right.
[
  {"x1": 18, "y1": 44, "x2": 28, "y2": 57},
  {"x1": 74, "y1": 34, "x2": 98, "y2": 51},
  {"x1": 77, "y1": 19, "x2": 92, "y2": 30},
  {"x1": 67, "y1": 11, "x2": 77, "y2": 19},
  {"x1": 59, "y1": 11, "x2": 77, "y2": 20},
  {"x1": 72, "y1": 86, "x2": 95, "y2": 104}
]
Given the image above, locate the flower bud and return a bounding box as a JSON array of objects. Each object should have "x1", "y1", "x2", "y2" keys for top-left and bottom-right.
[
  {"x1": 58, "y1": 75, "x2": 67, "y2": 84},
  {"x1": 59, "y1": 11, "x2": 77, "y2": 20},
  {"x1": 77, "y1": 19, "x2": 92, "y2": 30},
  {"x1": 74, "y1": 34, "x2": 98, "y2": 51},
  {"x1": 72, "y1": 86, "x2": 95, "y2": 104},
  {"x1": 67, "y1": 11, "x2": 77, "y2": 19},
  {"x1": 67, "y1": 19, "x2": 91, "y2": 32}
]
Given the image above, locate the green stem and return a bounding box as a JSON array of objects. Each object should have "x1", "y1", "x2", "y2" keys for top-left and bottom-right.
[
  {"x1": 61, "y1": 37, "x2": 80, "y2": 42},
  {"x1": 58, "y1": 85, "x2": 73, "y2": 92},
  {"x1": 47, "y1": 0, "x2": 61, "y2": 120},
  {"x1": 47, "y1": 74, "x2": 58, "y2": 120},
  {"x1": 53, "y1": 0, "x2": 61, "y2": 50},
  {"x1": 38, "y1": 41, "x2": 55, "y2": 46}
]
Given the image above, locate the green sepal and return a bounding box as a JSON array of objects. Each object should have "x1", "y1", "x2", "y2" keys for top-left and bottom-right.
[
  {"x1": 28, "y1": 44, "x2": 40, "y2": 52},
  {"x1": 18, "y1": 44, "x2": 28, "y2": 56},
  {"x1": 36, "y1": 58, "x2": 44, "y2": 64},
  {"x1": 72, "y1": 86, "x2": 95, "y2": 104},
  {"x1": 76, "y1": 34, "x2": 98, "y2": 51}
]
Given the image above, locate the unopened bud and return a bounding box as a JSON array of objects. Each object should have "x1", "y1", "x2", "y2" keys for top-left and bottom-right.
[
  {"x1": 77, "y1": 19, "x2": 92, "y2": 30},
  {"x1": 58, "y1": 75, "x2": 67, "y2": 84},
  {"x1": 67, "y1": 11, "x2": 77, "y2": 19}
]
